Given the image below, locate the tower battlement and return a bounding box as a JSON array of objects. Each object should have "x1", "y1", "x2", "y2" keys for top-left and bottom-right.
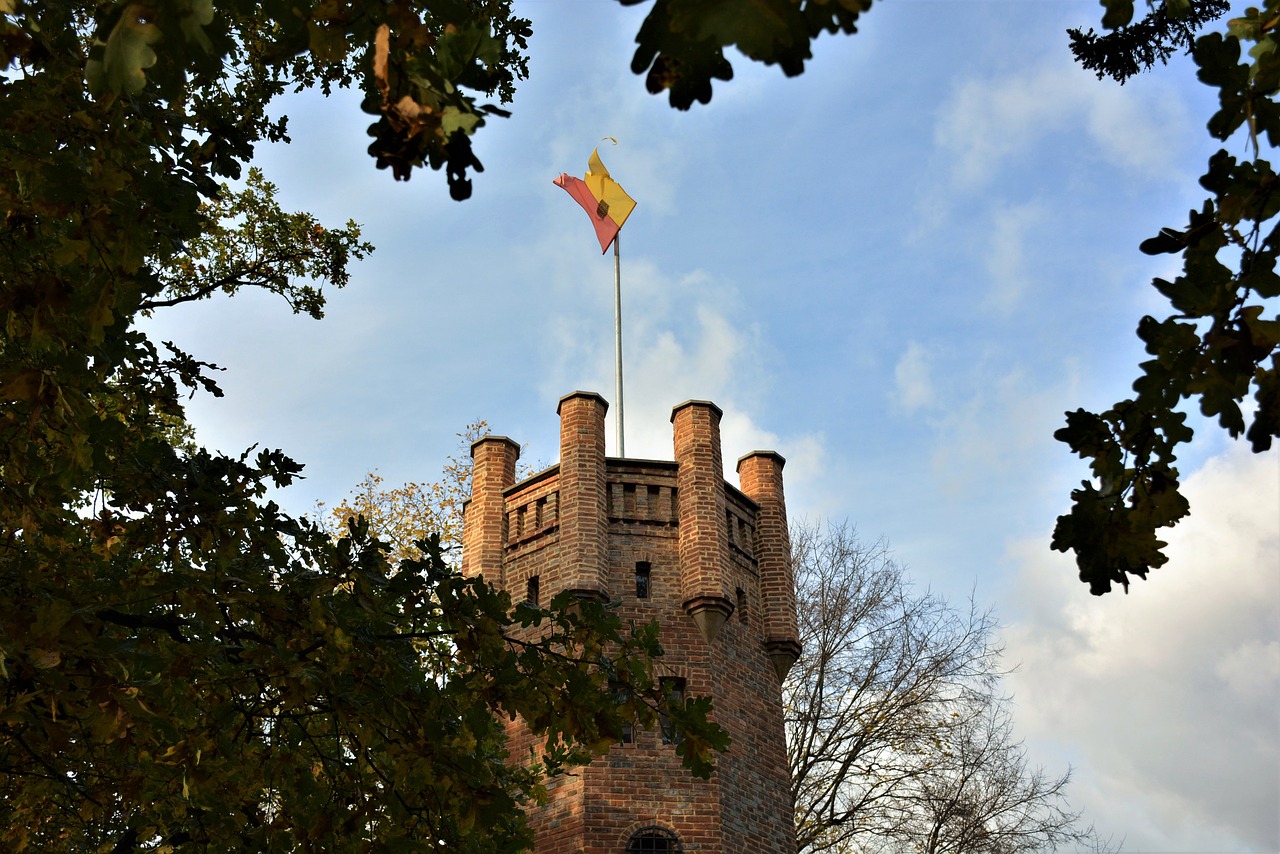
[{"x1": 461, "y1": 391, "x2": 800, "y2": 853}]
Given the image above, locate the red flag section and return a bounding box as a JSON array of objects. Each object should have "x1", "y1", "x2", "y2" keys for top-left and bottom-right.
[{"x1": 554, "y1": 148, "x2": 637, "y2": 253}]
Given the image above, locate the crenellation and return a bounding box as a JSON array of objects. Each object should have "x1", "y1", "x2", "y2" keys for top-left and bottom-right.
[
  {"x1": 724, "y1": 499, "x2": 758, "y2": 565},
  {"x1": 506, "y1": 491, "x2": 560, "y2": 548}
]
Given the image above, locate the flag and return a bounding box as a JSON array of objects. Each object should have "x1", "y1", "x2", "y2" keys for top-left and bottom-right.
[{"x1": 554, "y1": 147, "x2": 637, "y2": 253}]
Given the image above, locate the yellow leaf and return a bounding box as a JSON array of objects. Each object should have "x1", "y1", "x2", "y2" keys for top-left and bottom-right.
[
  {"x1": 52, "y1": 238, "x2": 90, "y2": 266},
  {"x1": 29, "y1": 649, "x2": 61, "y2": 669},
  {"x1": 85, "y1": 4, "x2": 161, "y2": 97},
  {"x1": 306, "y1": 20, "x2": 348, "y2": 63},
  {"x1": 374, "y1": 23, "x2": 390, "y2": 97}
]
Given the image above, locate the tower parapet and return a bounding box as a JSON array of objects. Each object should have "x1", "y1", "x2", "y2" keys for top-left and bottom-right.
[{"x1": 461, "y1": 393, "x2": 801, "y2": 853}]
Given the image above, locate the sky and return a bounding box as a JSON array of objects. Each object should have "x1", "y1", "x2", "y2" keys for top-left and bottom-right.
[{"x1": 141, "y1": 1, "x2": 1279, "y2": 851}]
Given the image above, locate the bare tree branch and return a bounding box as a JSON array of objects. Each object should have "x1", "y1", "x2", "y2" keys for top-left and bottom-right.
[{"x1": 785, "y1": 521, "x2": 1115, "y2": 854}]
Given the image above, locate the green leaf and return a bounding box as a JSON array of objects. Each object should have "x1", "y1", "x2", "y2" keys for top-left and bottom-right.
[
  {"x1": 178, "y1": 0, "x2": 215, "y2": 54},
  {"x1": 1055, "y1": 408, "x2": 1123, "y2": 473},
  {"x1": 307, "y1": 21, "x2": 349, "y2": 63},
  {"x1": 1100, "y1": 0, "x2": 1135, "y2": 30},
  {"x1": 441, "y1": 106, "x2": 480, "y2": 136},
  {"x1": 85, "y1": 4, "x2": 161, "y2": 96},
  {"x1": 1139, "y1": 228, "x2": 1186, "y2": 255},
  {"x1": 1247, "y1": 359, "x2": 1280, "y2": 450}
]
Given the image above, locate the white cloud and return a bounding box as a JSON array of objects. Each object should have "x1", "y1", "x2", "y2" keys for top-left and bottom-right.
[
  {"x1": 934, "y1": 57, "x2": 1191, "y2": 191},
  {"x1": 919, "y1": 363, "x2": 1082, "y2": 499},
  {"x1": 1213, "y1": 640, "x2": 1280, "y2": 701},
  {"x1": 893, "y1": 341, "x2": 935, "y2": 412},
  {"x1": 539, "y1": 258, "x2": 828, "y2": 500},
  {"x1": 1004, "y1": 444, "x2": 1280, "y2": 852},
  {"x1": 985, "y1": 202, "x2": 1046, "y2": 314},
  {"x1": 1215, "y1": 639, "x2": 1280, "y2": 701}
]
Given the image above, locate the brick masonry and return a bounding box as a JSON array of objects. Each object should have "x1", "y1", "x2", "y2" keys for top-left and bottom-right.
[{"x1": 461, "y1": 392, "x2": 800, "y2": 853}]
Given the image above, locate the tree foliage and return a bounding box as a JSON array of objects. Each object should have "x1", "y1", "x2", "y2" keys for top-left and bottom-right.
[
  {"x1": 0, "y1": 0, "x2": 884, "y2": 199},
  {"x1": 143, "y1": 168, "x2": 373, "y2": 318},
  {"x1": 786, "y1": 523, "x2": 1108, "y2": 854},
  {"x1": 0, "y1": 1, "x2": 726, "y2": 849},
  {"x1": 620, "y1": 0, "x2": 875, "y2": 109},
  {"x1": 1069, "y1": 0, "x2": 1231, "y2": 83},
  {"x1": 3, "y1": 511, "x2": 704, "y2": 851},
  {"x1": 21, "y1": 0, "x2": 532, "y2": 195},
  {"x1": 315, "y1": 421, "x2": 512, "y2": 566},
  {"x1": 1055, "y1": 0, "x2": 1280, "y2": 594}
]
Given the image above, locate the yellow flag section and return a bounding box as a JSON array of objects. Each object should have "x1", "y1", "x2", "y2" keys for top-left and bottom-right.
[
  {"x1": 585, "y1": 148, "x2": 636, "y2": 235},
  {"x1": 553, "y1": 147, "x2": 637, "y2": 253}
]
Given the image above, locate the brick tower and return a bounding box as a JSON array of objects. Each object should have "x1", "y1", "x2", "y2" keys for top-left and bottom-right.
[{"x1": 462, "y1": 392, "x2": 801, "y2": 853}]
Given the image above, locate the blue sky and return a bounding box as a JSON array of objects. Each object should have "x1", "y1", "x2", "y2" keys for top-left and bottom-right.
[{"x1": 143, "y1": 1, "x2": 1278, "y2": 850}]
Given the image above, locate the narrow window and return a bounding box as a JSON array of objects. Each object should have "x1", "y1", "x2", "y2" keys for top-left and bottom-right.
[
  {"x1": 610, "y1": 680, "x2": 633, "y2": 744},
  {"x1": 659, "y1": 677, "x2": 685, "y2": 745},
  {"x1": 635, "y1": 561, "x2": 651, "y2": 599},
  {"x1": 526, "y1": 575, "x2": 540, "y2": 607},
  {"x1": 736, "y1": 587, "x2": 748, "y2": 625}
]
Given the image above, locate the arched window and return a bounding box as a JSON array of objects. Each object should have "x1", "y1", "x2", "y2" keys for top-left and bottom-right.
[{"x1": 626, "y1": 826, "x2": 682, "y2": 853}]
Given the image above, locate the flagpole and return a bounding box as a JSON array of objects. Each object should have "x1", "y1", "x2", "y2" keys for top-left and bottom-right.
[{"x1": 613, "y1": 233, "x2": 625, "y2": 458}]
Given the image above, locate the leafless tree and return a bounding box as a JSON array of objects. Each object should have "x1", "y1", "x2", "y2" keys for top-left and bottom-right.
[
  {"x1": 785, "y1": 521, "x2": 1114, "y2": 854},
  {"x1": 908, "y1": 702, "x2": 1105, "y2": 854}
]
